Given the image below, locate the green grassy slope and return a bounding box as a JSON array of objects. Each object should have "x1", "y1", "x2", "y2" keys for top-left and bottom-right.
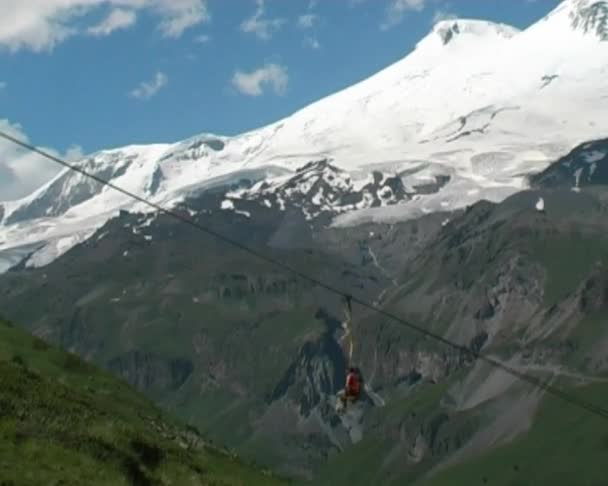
[
  {"x1": 0, "y1": 317, "x2": 288, "y2": 486},
  {"x1": 424, "y1": 382, "x2": 608, "y2": 486}
]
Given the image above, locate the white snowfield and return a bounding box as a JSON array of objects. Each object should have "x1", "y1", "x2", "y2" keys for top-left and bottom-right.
[{"x1": 1, "y1": 0, "x2": 608, "y2": 271}]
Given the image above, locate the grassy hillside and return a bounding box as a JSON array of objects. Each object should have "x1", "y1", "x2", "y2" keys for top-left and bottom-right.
[{"x1": 0, "y1": 317, "x2": 288, "y2": 486}]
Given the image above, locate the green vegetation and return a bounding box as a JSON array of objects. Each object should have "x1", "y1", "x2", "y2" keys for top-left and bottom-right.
[
  {"x1": 564, "y1": 312, "x2": 608, "y2": 371},
  {"x1": 0, "y1": 317, "x2": 288, "y2": 486},
  {"x1": 424, "y1": 382, "x2": 608, "y2": 486},
  {"x1": 531, "y1": 234, "x2": 608, "y2": 308}
]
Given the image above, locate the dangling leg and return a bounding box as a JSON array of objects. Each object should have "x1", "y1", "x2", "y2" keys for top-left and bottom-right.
[{"x1": 336, "y1": 390, "x2": 347, "y2": 413}]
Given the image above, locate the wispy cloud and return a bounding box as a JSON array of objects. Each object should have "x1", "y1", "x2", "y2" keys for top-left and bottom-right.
[
  {"x1": 231, "y1": 63, "x2": 288, "y2": 97},
  {"x1": 156, "y1": 1, "x2": 211, "y2": 38},
  {"x1": 297, "y1": 0, "x2": 321, "y2": 48},
  {"x1": 297, "y1": 13, "x2": 318, "y2": 30},
  {"x1": 0, "y1": 119, "x2": 83, "y2": 201},
  {"x1": 432, "y1": 9, "x2": 457, "y2": 25},
  {"x1": 240, "y1": 0, "x2": 286, "y2": 40},
  {"x1": 0, "y1": 0, "x2": 210, "y2": 53},
  {"x1": 130, "y1": 72, "x2": 168, "y2": 100},
  {"x1": 303, "y1": 36, "x2": 320, "y2": 49},
  {"x1": 194, "y1": 33, "x2": 211, "y2": 43},
  {"x1": 0, "y1": 82, "x2": 6, "y2": 90},
  {"x1": 381, "y1": 0, "x2": 427, "y2": 31},
  {"x1": 87, "y1": 9, "x2": 137, "y2": 37}
]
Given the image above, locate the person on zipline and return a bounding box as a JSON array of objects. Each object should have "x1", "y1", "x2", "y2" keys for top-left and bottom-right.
[{"x1": 337, "y1": 367, "x2": 361, "y2": 412}]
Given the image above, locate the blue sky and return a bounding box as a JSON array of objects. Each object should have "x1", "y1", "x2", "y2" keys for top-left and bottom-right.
[{"x1": 0, "y1": 0, "x2": 561, "y2": 199}]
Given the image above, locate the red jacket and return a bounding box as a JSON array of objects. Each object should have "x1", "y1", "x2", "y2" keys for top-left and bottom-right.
[{"x1": 346, "y1": 372, "x2": 360, "y2": 395}]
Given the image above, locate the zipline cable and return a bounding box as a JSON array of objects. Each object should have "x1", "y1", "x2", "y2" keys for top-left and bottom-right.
[{"x1": 2, "y1": 129, "x2": 608, "y2": 420}]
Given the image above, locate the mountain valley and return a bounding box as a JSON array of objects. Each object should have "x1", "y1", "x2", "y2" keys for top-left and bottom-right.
[{"x1": 2, "y1": 1, "x2": 608, "y2": 484}]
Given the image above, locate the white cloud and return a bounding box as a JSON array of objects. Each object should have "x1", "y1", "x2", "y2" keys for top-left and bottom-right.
[
  {"x1": 0, "y1": 82, "x2": 6, "y2": 90},
  {"x1": 155, "y1": 0, "x2": 210, "y2": 38},
  {"x1": 130, "y1": 71, "x2": 168, "y2": 100},
  {"x1": 381, "y1": 0, "x2": 426, "y2": 30},
  {"x1": 64, "y1": 145, "x2": 85, "y2": 161},
  {"x1": 87, "y1": 9, "x2": 137, "y2": 37},
  {"x1": 240, "y1": 0, "x2": 285, "y2": 40},
  {"x1": 297, "y1": 2, "x2": 321, "y2": 48},
  {"x1": 297, "y1": 13, "x2": 318, "y2": 30},
  {"x1": 432, "y1": 9, "x2": 457, "y2": 24},
  {"x1": 0, "y1": 119, "x2": 83, "y2": 201},
  {"x1": 303, "y1": 36, "x2": 320, "y2": 49},
  {"x1": 231, "y1": 63, "x2": 288, "y2": 97},
  {"x1": 0, "y1": 0, "x2": 210, "y2": 52},
  {"x1": 194, "y1": 33, "x2": 210, "y2": 43}
]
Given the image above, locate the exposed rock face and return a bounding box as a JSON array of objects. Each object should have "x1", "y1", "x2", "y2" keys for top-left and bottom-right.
[
  {"x1": 108, "y1": 351, "x2": 194, "y2": 392},
  {"x1": 224, "y1": 159, "x2": 413, "y2": 226},
  {"x1": 577, "y1": 263, "x2": 608, "y2": 313},
  {"x1": 569, "y1": 0, "x2": 608, "y2": 40},
  {"x1": 529, "y1": 138, "x2": 608, "y2": 189},
  {"x1": 269, "y1": 310, "x2": 346, "y2": 417}
]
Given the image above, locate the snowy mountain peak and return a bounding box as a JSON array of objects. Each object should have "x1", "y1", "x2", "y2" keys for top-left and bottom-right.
[{"x1": 430, "y1": 19, "x2": 520, "y2": 46}]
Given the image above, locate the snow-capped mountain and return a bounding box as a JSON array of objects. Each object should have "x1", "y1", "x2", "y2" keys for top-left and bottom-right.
[{"x1": 2, "y1": 0, "x2": 608, "y2": 271}]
